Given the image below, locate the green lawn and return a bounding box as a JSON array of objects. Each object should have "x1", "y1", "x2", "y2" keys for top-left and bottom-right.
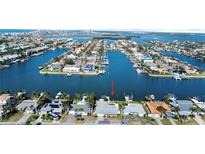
[
  {"x1": 161, "y1": 118, "x2": 172, "y2": 125},
  {"x1": 26, "y1": 114, "x2": 39, "y2": 125},
  {"x1": 144, "y1": 117, "x2": 158, "y2": 125},
  {"x1": 7, "y1": 111, "x2": 23, "y2": 122},
  {"x1": 42, "y1": 114, "x2": 53, "y2": 122},
  {"x1": 175, "y1": 119, "x2": 199, "y2": 125},
  {"x1": 201, "y1": 115, "x2": 205, "y2": 121}
]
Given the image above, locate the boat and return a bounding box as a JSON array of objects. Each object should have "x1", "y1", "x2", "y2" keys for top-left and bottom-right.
[
  {"x1": 133, "y1": 64, "x2": 138, "y2": 68},
  {"x1": 20, "y1": 59, "x2": 25, "y2": 63},
  {"x1": 38, "y1": 66, "x2": 43, "y2": 70},
  {"x1": 181, "y1": 74, "x2": 190, "y2": 80},
  {"x1": 66, "y1": 73, "x2": 72, "y2": 77},
  {"x1": 124, "y1": 94, "x2": 133, "y2": 102},
  {"x1": 173, "y1": 73, "x2": 181, "y2": 80},
  {"x1": 99, "y1": 70, "x2": 106, "y2": 75},
  {"x1": 136, "y1": 68, "x2": 142, "y2": 73}
]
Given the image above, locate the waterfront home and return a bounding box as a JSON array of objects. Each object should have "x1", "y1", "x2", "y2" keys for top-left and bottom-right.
[
  {"x1": 62, "y1": 65, "x2": 80, "y2": 73},
  {"x1": 49, "y1": 62, "x2": 62, "y2": 71},
  {"x1": 95, "y1": 97, "x2": 119, "y2": 117},
  {"x1": 40, "y1": 99, "x2": 63, "y2": 116},
  {"x1": 143, "y1": 56, "x2": 154, "y2": 64},
  {"x1": 69, "y1": 96, "x2": 91, "y2": 116},
  {"x1": 191, "y1": 98, "x2": 205, "y2": 111},
  {"x1": 83, "y1": 64, "x2": 95, "y2": 72},
  {"x1": 123, "y1": 103, "x2": 146, "y2": 117},
  {"x1": 146, "y1": 101, "x2": 171, "y2": 117},
  {"x1": 66, "y1": 54, "x2": 77, "y2": 59},
  {"x1": 134, "y1": 52, "x2": 144, "y2": 61},
  {"x1": 16, "y1": 99, "x2": 38, "y2": 113},
  {"x1": 170, "y1": 100, "x2": 193, "y2": 118},
  {"x1": 0, "y1": 94, "x2": 15, "y2": 117},
  {"x1": 0, "y1": 54, "x2": 19, "y2": 63}
]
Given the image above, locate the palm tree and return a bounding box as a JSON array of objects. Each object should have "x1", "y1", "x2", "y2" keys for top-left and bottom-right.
[
  {"x1": 87, "y1": 92, "x2": 96, "y2": 114},
  {"x1": 118, "y1": 102, "x2": 126, "y2": 115},
  {"x1": 163, "y1": 95, "x2": 170, "y2": 104},
  {"x1": 75, "y1": 93, "x2": 81, "y2": 101},
  {"x1": 31, "y1": 91, "x2": 40, "y2": 99}
]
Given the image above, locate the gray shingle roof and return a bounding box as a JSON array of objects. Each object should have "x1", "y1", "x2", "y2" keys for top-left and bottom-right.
[
  {"x1": 95, "y1": 101, "x2": 119, "y2": 115},
  {"x1": 124, "y1": 104, "x2": 145, "y2": 115}
]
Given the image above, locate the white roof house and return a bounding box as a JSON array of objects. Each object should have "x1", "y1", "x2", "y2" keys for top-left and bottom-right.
[
  {"x1": 66, "y1": 54, "x2": 76, "y2": 59},
  {"x1": 95, "y1": 98, "x2": 119, "y2": 117},
  {"x1": 191, "y1": 98, "x2": 205, "y2": 111},
  {"x1": 63, "y1": 65, "x2": 80, "y2": 73},
  {"x1": 40, "y1": 99, "x2": 63, "y2": 115},
  {"x1": 69, "y1": 96, "x2": 90, "y2": 115},
  {"x1": 16, "y1": 100, "x2": 38, "y2": 113},
  {"x1": 124, "y1": 104, "x2": 146, "y2": 116},
  {"x1": 0, "y1": 94, "x2": 12, "y2": 105}
]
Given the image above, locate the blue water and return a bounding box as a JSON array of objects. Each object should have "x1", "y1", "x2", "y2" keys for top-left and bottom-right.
[
  {"x1": 0, "y1": 29, "x2": 35, "y2": 35},
  {"x1": 1, "y1": 48, "x2": 205, "y2": 100},
  {"x1": 1, "y1": 29, "x2": 205, "y2": 99}
]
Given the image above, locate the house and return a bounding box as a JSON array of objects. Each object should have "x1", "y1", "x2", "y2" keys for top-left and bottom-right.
[
  {"x1": 143, "y1": 56, "x2": 154, "y2": 64},
  {"x1": 170, "y1": 100, "x2": 193, "y2": 117},
  {"x1": 40, "y1": 99, "x2": 63, "y2": 116},
  {"x1": 69, "y1": 96, "x2": 91, "y2": 116},
  {"x1": 146, "y1": 101, "x2": 171, "y2": 117},
  {"x1": 49, "y1": 62, "x2": 62, "y2": 71},
  {"x1": 0, "y1": 94, "x2": 15, "y2": 117},
  {"x1": 95, "y1": 97, "x2": 119, "y2": 117},
  {"x1": 16, "y1": 100, "x2": 38, "y2": 113},
  {"x1": 63, "y1": 65, "x2": 80, "y2": 73},
  {"x1": 124, "y1": 104, "x2": 146, "y2": 117},
  {"x1": 191, "y1": 98, "x2": 205, "y2": 111},
  {"x1": 177, "y1": 100, "x2": 193, "y2": 117},
  {"x1": 83, "y1": 64, "x2": 95, "y2": 72},
  {"x1": 66, "y1": 54, "x2": 76, "y2": 59}
]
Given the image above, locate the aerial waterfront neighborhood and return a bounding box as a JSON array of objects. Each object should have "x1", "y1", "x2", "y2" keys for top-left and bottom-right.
[
  {"x1": 1, "y1": 30, "x2": 205, "y2": 125},
  {"x1": 1, "y1": 91, "x2": 205, "y2": 125}
]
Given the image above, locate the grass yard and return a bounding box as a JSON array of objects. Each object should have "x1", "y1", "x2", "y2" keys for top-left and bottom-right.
[
  {"x1": 128, "y1": 120, "x2": 144, "y2": 125},
  {"x1": 161, "y1": 118, "x2": 172, "y2": 125},
  {"x1": 8, "y1": 111, "x2": 23, "y2": 122},
  {"x1": 144, "y1": 117, "x2": 158, "y2": 125},
  {"x1": 175, "y1": 119, "x2": 199, "y2": 125},
  {"x1": 59, "y1": 113, "x2": 68, "y2": 123}
]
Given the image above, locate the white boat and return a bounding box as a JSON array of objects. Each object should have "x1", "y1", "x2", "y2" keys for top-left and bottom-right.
[
  {"x1": 99, "y1": 70, "x2": 106, "y2": 75},
  {"x1": 133, "y1": 64, "x2": 138, "y2": 68},
  {"x1": 173, "y1": 73, "x2": 181, "y2": 80},
  {"x1": 20, "y1": 59, "x2": 25, "y2": 62},
  {"x1": 66, "y1": 73, "x2": 72, "y2": 77},
  {"x1": 124, "y1": 94, "x2": 133, "y2": 102},
  {"x1": 136, "y1": 68, "x2": 142, "y2": 73},
  {"x1": 181, "y1": 74, "x2": 190, "y2": 80}
]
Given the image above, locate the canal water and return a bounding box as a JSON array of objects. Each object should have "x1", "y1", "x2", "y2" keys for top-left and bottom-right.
[
  {"x1": 1, "y1": 29, "x2": 205, "y2": 100},
  {"x1": 1, "y1": 48, "x2": 205, "y2": 100}
]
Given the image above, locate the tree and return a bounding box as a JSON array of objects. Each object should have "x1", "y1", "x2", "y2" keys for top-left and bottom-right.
[
  {"x1": 75, "y1": 93, "x2": 81, "y2": 101},
  {"x1": 118, "y1": 101, "x2": 126, "y2": 115},
  {"x1": 64, "y1": 58, "x2": 74, "y2": 65},
  {"x1": 87, "y1": 92, "x2": 96, "y2": 113},
  {"x1": 31, "y1": 91, "x2": 40, "y2": 99},
  {"x1": 163, "y1": 95, "x2": 170, "y2": 104}
]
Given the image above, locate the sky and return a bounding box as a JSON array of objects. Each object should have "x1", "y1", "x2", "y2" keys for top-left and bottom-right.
[{"x1": 0, "y1": 0, "x2": 205, "y2": 33}]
